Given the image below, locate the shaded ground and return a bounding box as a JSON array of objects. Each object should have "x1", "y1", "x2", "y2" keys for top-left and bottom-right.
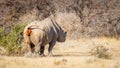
[{"x1": 0, "y1": 38, "x2": 120, "y2": 68}]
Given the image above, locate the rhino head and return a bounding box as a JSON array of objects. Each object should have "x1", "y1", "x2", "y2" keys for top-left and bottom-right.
[{"x1": 57, "y1": 30, "x2": 67, "y2": 42}]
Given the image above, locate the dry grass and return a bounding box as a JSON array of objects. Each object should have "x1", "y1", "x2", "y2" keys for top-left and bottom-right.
[
  {"x1": 0, "y1": 38, "x2": 120, "y2": 68},
  {"x1": 90, "y1": 45, "x2": 112, "y2": 59}
]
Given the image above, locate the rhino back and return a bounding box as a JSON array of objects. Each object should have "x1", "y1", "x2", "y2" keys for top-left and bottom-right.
[{"x1": 24, "y1": 18, "x2": 63, "y2": 45}]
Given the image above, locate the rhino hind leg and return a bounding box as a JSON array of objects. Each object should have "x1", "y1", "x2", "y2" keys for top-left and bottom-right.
[
  {"x1": 33, "y1": 42, "x2": 42, "y2": 56},
  {"x1": 24, "y1": 42, "x2": 33, "y2": 57},
  {"x1": 30, "y1": 42, "x2": 35, "y2": 53},
  {"x1": 40, "y1": 46, "x2": 45, "y2": 57}
]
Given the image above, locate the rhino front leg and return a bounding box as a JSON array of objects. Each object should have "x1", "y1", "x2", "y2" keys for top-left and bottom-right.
[{"x1": 48, "y1": 41, "x2": 56, "y2": 57}]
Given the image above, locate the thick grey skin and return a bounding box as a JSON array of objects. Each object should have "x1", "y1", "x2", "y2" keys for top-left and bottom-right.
[{"x1": 23, "y1": 18, "x2": 67, "y2": 57}]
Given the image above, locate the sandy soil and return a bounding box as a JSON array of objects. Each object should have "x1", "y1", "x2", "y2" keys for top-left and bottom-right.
[{"x1": 0, "y1": 38, "x2": 120, "y2": 68}]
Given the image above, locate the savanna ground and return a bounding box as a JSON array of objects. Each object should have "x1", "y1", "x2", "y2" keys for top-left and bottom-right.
[
  {"x1": 0, "y1": 0, "x2": 120, "y2": 68},
  {"x1": 0, "y1": 37, "x2": 120, "y2": 68}
]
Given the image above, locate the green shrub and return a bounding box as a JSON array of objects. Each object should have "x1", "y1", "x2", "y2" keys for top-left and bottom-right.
[
  {"x1": 90, "y1": 45, "x2": 112, "y2": 59},
  {"x1": 0, "y1": 23, "x2": 27, "y2": 55}
]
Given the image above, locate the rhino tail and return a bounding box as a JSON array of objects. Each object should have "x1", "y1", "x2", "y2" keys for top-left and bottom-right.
[{"x1": 25, "y1": 28, "x2": 32, "y2": 36}]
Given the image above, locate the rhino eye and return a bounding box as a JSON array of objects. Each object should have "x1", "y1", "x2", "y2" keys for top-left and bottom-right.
[
  {"x1": 65, "y1": 31, "x2": 67, "y2": 34},
  {"x1": 63, "y1": 31, "x2": 67, "y2": 36}
]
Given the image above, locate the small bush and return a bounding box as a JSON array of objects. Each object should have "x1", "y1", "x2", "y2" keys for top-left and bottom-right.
[
  {"x1": 90, "y1": 45, "x2": 112, "y2": 59},
  {"x1": 0, "y1": 23, "x2": 27, "y2": 55}
]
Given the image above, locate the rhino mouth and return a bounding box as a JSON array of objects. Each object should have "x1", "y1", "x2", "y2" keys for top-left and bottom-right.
[{"x1": 57, "y1": 31, "x2": 67, "y2": 42}]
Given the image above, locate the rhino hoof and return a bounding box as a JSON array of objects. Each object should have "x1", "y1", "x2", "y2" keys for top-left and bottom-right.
[
  {"x1": 40, "y1": 54, "x2": 45, "y2": 57},
  {"x1": 32, "y1": 53, "x2": 40, "y2": 57},
  {"x1": 24, "y1": 52, "x2": 33, "y2": 57},
  {"x1": 48, "y1": 54, "x2": 53, "y2": 57}
]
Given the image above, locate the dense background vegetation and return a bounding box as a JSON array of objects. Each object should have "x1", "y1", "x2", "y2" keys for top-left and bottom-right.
[{"x1": 0, "y1": 0, "x2": 120, "y2": 38}]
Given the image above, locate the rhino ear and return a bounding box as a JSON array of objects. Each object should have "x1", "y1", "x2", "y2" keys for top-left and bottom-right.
[{"x1": 64, "y1": 31, "x2": 67, "y2": 36}]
